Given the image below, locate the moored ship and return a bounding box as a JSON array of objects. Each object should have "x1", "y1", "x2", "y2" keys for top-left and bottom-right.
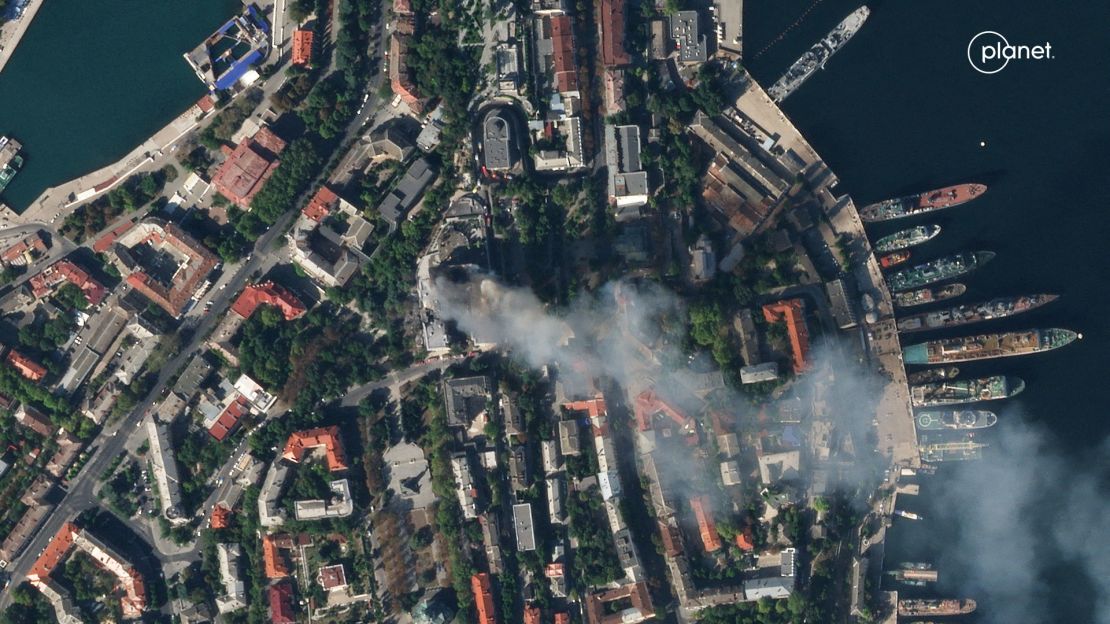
[
  {"x1": 894, "y1": 284, "x2": 966, "y2": 308},
  {"x1": 860, "y1": 183, "x2": 987, "y2": 222},
  {"x1": 874, "y1": 224, "x2": 941, "y2": 252},
  {"x1": 887, "y1": 251, "x2": 994, "y2": 292},
  {"x1": 0, "y1": 136, "x2": 23, "y2": 195},
  {"x1": 910, "y1": 375, "x2": 1024, "y2": 407},
  {"x1": 898, "y1": 598, "x2": 977, "y2": 617},
  {"x1": 767, "y1": 6, "x2": 870, "y2": 102},
  {"x1": 879, "y1": 250, "x2": 910, "y2": 268},
  {"x1": 903, "y1": 328, "x2": 1078, "y2": 364},
  {"x1": 916, "y1": 409, "x2": 997, "y2": 430},
  {"x1": 907, "y1": 366, "x2": 959, "y2": 384},
  {"x1": 897, "y1": 294, "x2": 1059, "y2": 333},
  {"x1": 887, "y1": 563, "x2": 938, "y2": 586}
]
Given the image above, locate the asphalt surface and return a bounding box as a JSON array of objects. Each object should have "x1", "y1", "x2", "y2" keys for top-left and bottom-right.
[{"x1": 0, "y1": 0, "x2": 394, "y2": 607}]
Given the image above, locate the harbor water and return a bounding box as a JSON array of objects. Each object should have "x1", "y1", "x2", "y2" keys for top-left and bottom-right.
[
  {"x1": 746, "y1": 1, "x2": 1110, "y2": 622},
  {"x1": 0, "y1": 0, "x2": 240, "y2": 210}
]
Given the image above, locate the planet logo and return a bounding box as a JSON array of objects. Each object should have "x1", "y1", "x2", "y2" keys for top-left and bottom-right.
[{"x1": 967, "y1": 31, "x2": 1053, "y2": 75}]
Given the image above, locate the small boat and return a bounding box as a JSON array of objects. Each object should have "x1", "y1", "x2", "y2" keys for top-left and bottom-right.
[{"x1": 880, "y1": 250, "x2": 911, "y2": 269}]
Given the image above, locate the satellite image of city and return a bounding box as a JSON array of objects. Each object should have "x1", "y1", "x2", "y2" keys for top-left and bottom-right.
[{"x1": 0, "y1": 1, "x2": 1104, "y2": 623}]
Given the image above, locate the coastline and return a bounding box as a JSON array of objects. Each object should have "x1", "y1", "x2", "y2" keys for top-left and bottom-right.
[
  {"x1": 6, "y1": 99, "x2": 209, "y2": 225},
  {"x1": 0, "y1": 0, "x2": 44, "y2": 74}
]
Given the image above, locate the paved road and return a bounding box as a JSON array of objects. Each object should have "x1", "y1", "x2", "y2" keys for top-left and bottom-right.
[
  {"x1": 0, "y1": 205, "x2": 295, "y2": 608},
  {"x1": 0, "y1": 1, "x2": 393, "y2": 604}
]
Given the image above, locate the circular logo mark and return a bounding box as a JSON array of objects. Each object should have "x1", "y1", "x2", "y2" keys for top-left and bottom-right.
[{"x1": 968, "y1": 31, "x2": 1011, "y2": 74}]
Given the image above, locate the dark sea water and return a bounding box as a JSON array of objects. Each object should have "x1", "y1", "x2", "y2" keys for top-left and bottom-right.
[
  {"x1": 745, "y1": 2, "x2": 1110, "y2": 622},
  {"x1": 0, "y1": 0, "x2": 240, "y2": 210}
]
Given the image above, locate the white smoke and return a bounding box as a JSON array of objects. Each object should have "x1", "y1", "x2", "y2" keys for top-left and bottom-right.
[{"x1": 932, "y1": 413, "x2": 1110, "y2": 624}]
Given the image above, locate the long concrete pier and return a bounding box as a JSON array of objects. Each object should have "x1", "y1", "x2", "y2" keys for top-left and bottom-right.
[{"x1": 0, "y1": 0, "x2": 44, "y2": 74}]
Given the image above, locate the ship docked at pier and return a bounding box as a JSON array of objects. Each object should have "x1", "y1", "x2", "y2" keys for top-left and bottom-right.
[
  {"x1": 874, "y1": 224, "x2": 941, "y2": 252},
  {"x1": 898, "y1": 598, "x2": 977, "y2": 617},
  {"x1": 916, "y1": 409, "x2": 997, "y2": 430},
  {"x1": 887, "y1": 251, "x2": 994, "y2": 292},
  {"x1": 887, "y1": 563, "x2": 938, "y2": 586},
  {"x1": 903, "y1": 328, "x2": 1078, "y2": 364},
  {"x1": 767, "y1": 6, "x2": 870, "y2": 102},
  {"x1": 894, "y1": 283, "x2": 965, "y2": 308},
  {"x1": 860, "y1": 183, "x2": 987, "y2": 222},
  {"x1": 907, "y1": 366, "x2": 958, "y2": 384},
  {"x1": 897, "y1": 294, "x2": 1059, "y2": 333},
  {"x1": 910, "y1": 375, "x2": 1024, "y2": 407},
  {"x1": 0, "y1": 136, "x2": 23, "y2": 195}
]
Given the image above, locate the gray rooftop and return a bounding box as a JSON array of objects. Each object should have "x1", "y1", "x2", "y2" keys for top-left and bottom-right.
[
  {"x1": 512, "y1": 502, "x2": 536, "y2": 551},
  {"x1": 443, "y1": 376, "x2": 491, "y2": 428},
  {"x1": 670, "y1": 11, "x2": 707, "y2": 63}
]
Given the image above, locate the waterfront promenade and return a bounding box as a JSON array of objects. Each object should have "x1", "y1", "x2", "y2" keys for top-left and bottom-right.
[
  {"x1": 7, "y1": 99, "x2": 210, "y2": 225},
  {"x1": 0, "y1": 0, "x2": 43, "y2": 73}
]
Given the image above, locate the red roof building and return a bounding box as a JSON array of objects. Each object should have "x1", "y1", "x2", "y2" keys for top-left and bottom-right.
[
  {"x1": 302, "y1": 186, "x2": 339, "y2": 222},
  {"x1": 263, "y1": 534, "x2": 291, "y2": 579},
  {"x1": 318, "y1": 563, "x2": 348, "y2": 590},
  {"x1": 92, "y1": 221, "x2": 138, "y2": 253},
  {"x1": 690, "y1": 495, "x2": 723, "y2": 553},
  {"x1": 735, "y1": 529, "x2": 755, "y2": 552},
  {"x1": 28, "y1": 259, "x2": 107, "y2": 306},
  {"x1": 282, "y1": 426, "x2": 348, "y2": 471},
  {"x1": 0, "y1": 232, "x2": 47, "y2": 265},
  {"x1": 212, "y1": 127, "x2": 288, "y2": 209},
  {"x1": 208, "y1": 394, "x2": 250, "y2": 441},
  {"x1": 292, "y1": 29, "x2": 314, "y2": 66},
  {"x1": 28, "y1": 522, "x2": 147, "y2": 618},
  {"x1": 584, "y1": 582, "x2": 653, "y2": 624},
  {"x1": 268, "y1": 581, "x2": 296, "y2": 624},
  {"x1": 7, "y1": 350, "x2": 46, "y2": 382},
  {"x1": 555, "y1": 614, "x2": 570, "y2": 624},
  {"x1": 524, "y1": 604, "x2": 541, "y2": 624},
  {"x1": 550, "y1": 15, "x2": 578, "y2": 94},
  {"x1": 209, "y1": 504, "x2": 232, "y2": 529},
  {"x1": 389, "y1": 33, "x2": 425, "y2": 113},
  {"x1": 196, "y1": 95, "x2": 216, "y2": 114},
  {"x1": 15, "y1": 404, "x2": 54, "y2": 438},
  {"x1": 598, "y1": 0, "x2": 631, "y2": 67},
  {"x1": 762, "y1": 299, "x2": 810, "y2": 374},
  {"x1": 471, "y1": 573, "x2": 497, "y2": 624},
  {"x1": 231, "y1": 281, "x2": 306, "y2": 320},
  {"x1": 562, "y1": 396, "x2": 607, "y2": 419},
  {"x1": 119, "y1": 220, "x2": 219, "y2": 318}
]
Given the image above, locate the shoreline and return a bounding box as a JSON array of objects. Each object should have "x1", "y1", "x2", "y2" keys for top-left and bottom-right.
[
  {"x1": 6, "y1": 99, "x2": 209, "y2": 225},
  {"x1": 0, "y1": 0, "x2": 45, "y2": 74}
]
